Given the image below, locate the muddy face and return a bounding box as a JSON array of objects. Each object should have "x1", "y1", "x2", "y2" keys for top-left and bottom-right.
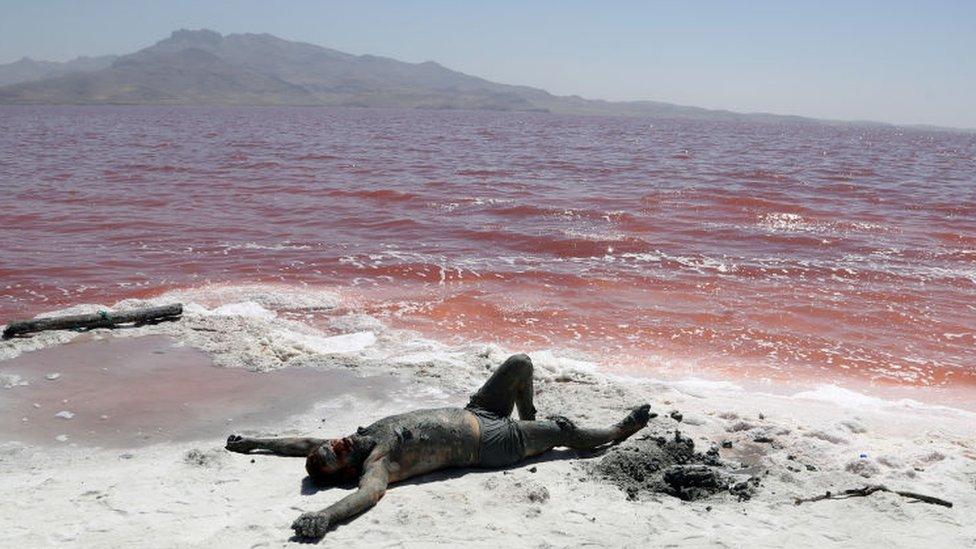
[{"x1": 306, "y1": 438, "x2": 360, "y2": 485}]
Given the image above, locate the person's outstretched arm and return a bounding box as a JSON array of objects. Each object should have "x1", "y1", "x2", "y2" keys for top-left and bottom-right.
[
  {"x1": 225, "y1": 434, "x2": 326, "y2": 456},
  {"x1": 290, "y1": 452, "x2": 390, "y2": 539}
]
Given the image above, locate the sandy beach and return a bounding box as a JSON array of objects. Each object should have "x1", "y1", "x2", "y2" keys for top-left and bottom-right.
[{"x1": 1, "y1": 291, "x2": 973, "y2": 548}]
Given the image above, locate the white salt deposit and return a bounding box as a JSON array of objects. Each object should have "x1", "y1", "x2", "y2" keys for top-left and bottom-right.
[
  {"x1": 279, "y1": 329, "x2": 377, "y2": 354},
  {"x1": 209, "y1": 301, "x2": 277, "y2": 319},
  {"x1": 1, "y1": 372, "x2": 29, "y2": 389},
  {"x1": 0, "y1": 285, "x2": 974, "y2": 548}
]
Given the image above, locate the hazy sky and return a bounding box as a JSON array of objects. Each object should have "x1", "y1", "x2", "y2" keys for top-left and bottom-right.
[{"x1": 1, "y1": 0, "x2": 974, "y2": 127}]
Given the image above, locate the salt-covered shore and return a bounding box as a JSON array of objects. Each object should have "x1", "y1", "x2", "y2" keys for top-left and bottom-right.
[{"x1": 1, "y1": 286, "x2": 974, "y2": 548}]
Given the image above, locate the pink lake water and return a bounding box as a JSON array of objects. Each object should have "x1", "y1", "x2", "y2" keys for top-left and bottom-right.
[{"x1": 1, "y1": 106, "x2": 974, "y2": 391}]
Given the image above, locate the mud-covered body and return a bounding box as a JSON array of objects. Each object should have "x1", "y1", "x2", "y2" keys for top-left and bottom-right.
[{"x1": 359, "y1": 407, "x2": 481, "y2": 481}]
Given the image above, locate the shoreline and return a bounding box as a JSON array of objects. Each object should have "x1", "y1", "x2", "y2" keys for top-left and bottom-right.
[
  {"x1": 1, "y1": 295, "x2": 974, "y2": 546},
  {"x1": 2, "y1": 286, "x2": 973, "y2": 416}
]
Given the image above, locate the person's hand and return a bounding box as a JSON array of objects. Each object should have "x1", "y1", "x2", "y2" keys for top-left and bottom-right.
[
  {"x1": 225, "y1": 434, "x2": 251, "y2": 453},
  {"x1": 291, "y1": 512, "x2": 330, "y2": 539}
]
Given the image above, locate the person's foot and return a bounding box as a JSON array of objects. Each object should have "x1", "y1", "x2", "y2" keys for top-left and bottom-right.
[
  {"x1": 225, "y1": 434, "x2": 255, "y2": 453},
  {"x1": 615, "y1": 404, "x2": 653, "y2": 440}
]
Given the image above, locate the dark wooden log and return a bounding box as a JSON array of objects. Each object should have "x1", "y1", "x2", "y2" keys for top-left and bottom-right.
[{"x1": 2, "y1": 303, "x2": 183, "y2": 339}]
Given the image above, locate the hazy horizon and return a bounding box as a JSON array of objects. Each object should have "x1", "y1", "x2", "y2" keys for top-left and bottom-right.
[{"x1": 1, "y1": 0, "x2": 974, "y2": 128}]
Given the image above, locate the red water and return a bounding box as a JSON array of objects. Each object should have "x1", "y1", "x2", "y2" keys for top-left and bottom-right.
[{"x1": 2, "y1": 106, "x2": 974, "y2": 389}]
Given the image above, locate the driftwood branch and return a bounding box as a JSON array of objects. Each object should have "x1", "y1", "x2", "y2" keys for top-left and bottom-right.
[
  {"x1": 794, "y1": 484, "x2": 953, "y2": 508},
  {"x1": 2, "y1": 303, "x2": 183, "y2": 339}
]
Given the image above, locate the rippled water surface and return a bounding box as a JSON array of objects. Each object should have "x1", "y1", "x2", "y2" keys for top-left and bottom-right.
[{"x1": 2, "y1": 106, "x2": 974, "y2": 388}]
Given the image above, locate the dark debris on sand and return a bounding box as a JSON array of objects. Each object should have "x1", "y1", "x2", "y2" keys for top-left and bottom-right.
[{"x1": 589, "y1": 430, "x2": 760, "y2": 502}]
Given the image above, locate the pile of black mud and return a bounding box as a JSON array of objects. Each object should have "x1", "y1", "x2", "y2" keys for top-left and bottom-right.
[{"x1": 590, "y1": 430, "x2": 760, "y2": 502}]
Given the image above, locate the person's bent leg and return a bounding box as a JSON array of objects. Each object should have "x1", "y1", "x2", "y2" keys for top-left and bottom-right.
[
  {"x1": 519, "y1": 404, "x2": 650, "y2": 457},
  {"x1": 514, "y1": 363, "x2": 537, "y2": 421},
  {"x1": 225, "y1": 435, "x2": 326, "y2": 456},
  {"x1": 468, "y1": 353, "x2": 537, "y2": 420}
]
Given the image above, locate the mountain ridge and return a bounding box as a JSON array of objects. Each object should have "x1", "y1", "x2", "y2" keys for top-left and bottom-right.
[
  {"x1": 0, "y1": 29, "x2": 970, "y2": 132},
  {"x1": 0, "y1": 55, "x2": 118, "y2": 87}
]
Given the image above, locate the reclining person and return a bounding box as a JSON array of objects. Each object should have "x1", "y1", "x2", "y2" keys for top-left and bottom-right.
[{"x1": 225, "y1": 353, "x2": 651, "y2": 539}]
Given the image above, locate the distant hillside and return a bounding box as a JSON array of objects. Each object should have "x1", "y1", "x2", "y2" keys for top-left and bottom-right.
[
  {"x1": 0, "y1": 55, "x2": 117, "y2": 87},
  {"x1": 0, "y1": 29, "x2": 885, "y2": 127},
  {"x1": 0, "y1": 30, "x2": 551, "y2": 111}
]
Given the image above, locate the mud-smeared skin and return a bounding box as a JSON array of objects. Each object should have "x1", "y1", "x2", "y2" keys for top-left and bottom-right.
[
  {"x1": 520, "y1": 404, "x2": 651, "y2": 457},
  {"x1": 225, "y1": 354, "x2": 652, "y2": 540},
  {"x1": 228, "y1": 407, "x2": 483, "y2": 539},
  {"x1": 225, "y1": 435, "x2": 325, "y2": 456},
  {"x1": 358, "y1": 407, "x2": 482, "y2": 481},
  {"x1": 591, "y1": 429, "x2": 760, "y2": 502}
]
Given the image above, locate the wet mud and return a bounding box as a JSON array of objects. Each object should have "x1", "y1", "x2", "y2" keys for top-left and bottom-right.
[{"x1": 590, "y1": 429, "x2": 760, "y2": 502}]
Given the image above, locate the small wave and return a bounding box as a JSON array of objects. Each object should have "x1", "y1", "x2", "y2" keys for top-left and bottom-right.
[
  {"x1": 617, "y1": 251, "x2": 738, "y2": 275},
  {"x1": 293, "y1": 153, "x2": 340, "y2": 161},
  {"x1": 640, "y1": 189, "x2": 815, "y2": 216},
  {"x1": 715, "y1": 195, "x2": 812, "y2": 214},
  {"x1": 718, "y1": 168, "x2": 798, "y2": 183},
  {"x1": 791, "y1": 384, "x2": 976, "y2": 416},
  {"x1": 907, "y1": 201, "x2": 976, "y2": 217},
  {"x1": 455, "y1": 168, "x2": 513, "y2": 177},
  {"x1": 488, "y1": 203, "x2": 640, "y2": 226},
  {"x1": 757, "y1": 212, "x2": 817, "y2": 233},
  {"x1": 356, "y1": 218, "x2": 425, "y2": 231},
  {"x1": 218, "y1": 241, "x2": 316, "y2": 252},
  {"x1": 931, "y1": 231, "x2": 976, "y2": 247},
  {"x1": 115, "y1": 163, "x2": 193, "y2": 173},
  {"x1": 327, "y1": 188, "x2": 421, "y2": 202},
  {"x1": 239, "y1": 161, "x2": 282, "y2": 169},
  {"x1": 458, "y1": 227, "x2": 651, "y2": 258},
  {"x1": 488, "y1": 204, "x2": 560, "y2": 218}
]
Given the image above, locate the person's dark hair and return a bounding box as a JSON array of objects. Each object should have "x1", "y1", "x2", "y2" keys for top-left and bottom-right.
[{"x1": 305, "y1": 437, "x2": 363, "y2": 486}]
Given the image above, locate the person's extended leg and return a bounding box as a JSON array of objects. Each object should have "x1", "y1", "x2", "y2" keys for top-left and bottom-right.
[
  {"x1": 468, "y1": 353, "x2": 537, "y2": 420},
  {"x1": 225, "y1": 435, "x2": 326, "y2": 456},
  {"x1": 518, "y1": 404, "x2": 651, "y2": 457}
]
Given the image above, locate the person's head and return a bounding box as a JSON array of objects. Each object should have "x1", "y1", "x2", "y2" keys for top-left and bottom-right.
[{"x1": 305, "y1": 437, "x2": 364, "y2": 486}]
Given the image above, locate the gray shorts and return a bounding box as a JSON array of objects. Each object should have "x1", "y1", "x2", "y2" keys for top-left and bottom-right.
[{"x1": 466, "y1": 406, "x2": 526, "y2": 468}]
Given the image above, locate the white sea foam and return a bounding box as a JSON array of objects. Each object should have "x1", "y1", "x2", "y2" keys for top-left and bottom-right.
[
  {"x1": 145, "y1": 283, "x2": 340, "y2": 310},
  {"x1": 529, "y1": 349, "x2": 598, "y2": 373},
  {"x1": 656, "y1": 377, "x2": 745, "y2": 393},
  {"x1": 793, "y1": 384, "x2": 885, "y2": 408},
  {"x1": 3, "y1": 283, "x2": 971, "y2": 419},
  {"x1": 791, "y1": 384, "x2": 975, "y2": 416}
]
